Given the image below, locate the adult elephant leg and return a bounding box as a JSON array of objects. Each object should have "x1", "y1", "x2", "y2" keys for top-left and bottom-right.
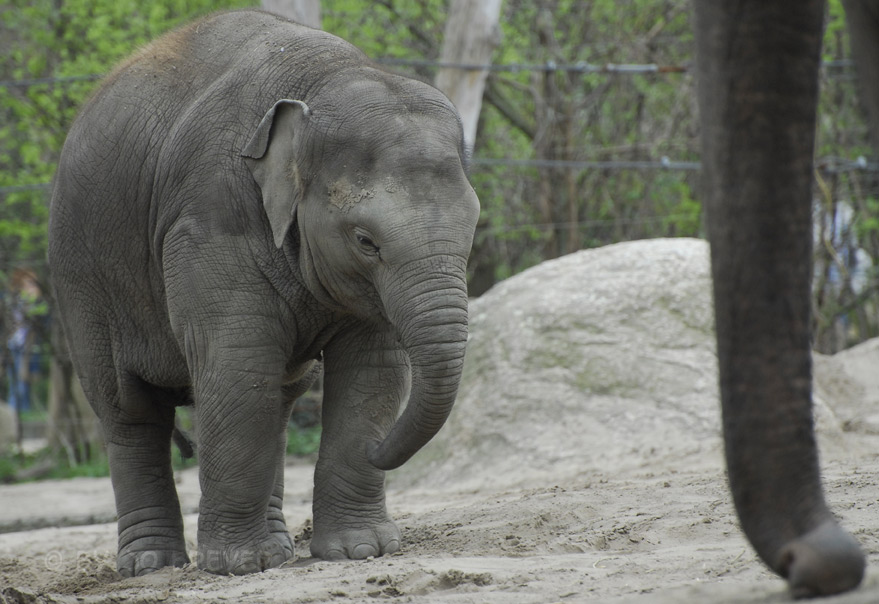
[
  {"x1": 310, "y1": 325, "x2": 407, "y2": 560},
  {"x1": 693, "y1": 0, "x2": 865, "y2": 597},
  {"x1": 105, "y1": 374, "x2": 189, "y2": 577},
  {"x1": 188, "y1": 328, "x2": 292, "y2": 575}
]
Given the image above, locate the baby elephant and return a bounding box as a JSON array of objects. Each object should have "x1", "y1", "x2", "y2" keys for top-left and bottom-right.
[{"x1": 49, "y1": 9, "x2": 479, "y2": 576}]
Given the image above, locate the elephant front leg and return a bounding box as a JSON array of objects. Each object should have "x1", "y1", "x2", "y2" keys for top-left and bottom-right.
[
  {"x1": 193, "y1": 352, "x2": 293, "y2": 575},
  {"x1": 310, "y1": 326, "x2": 408, "y2": 560}
]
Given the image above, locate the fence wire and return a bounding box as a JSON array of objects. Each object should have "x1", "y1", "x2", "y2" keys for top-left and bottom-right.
[
  {"x1": 4, "y1": 156, "x2": 877, "y2": 197},
  {"x1": 0, "y1": 58, "x2": 857, "y2": 90}
]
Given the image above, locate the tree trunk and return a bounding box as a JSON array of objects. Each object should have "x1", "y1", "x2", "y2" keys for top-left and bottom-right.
[
  {"x1": 843, "y1": 0, "x2": 879, "y2": 152},
  {"x1": 261, "y1": 0, "x2": 321, "y2": 29},
  {"x1": 434, "y1": 0, "x2": 502, "y2": 152},
  {"x1": 532, "y1": 7, "x2": 576, "y2": 259}
]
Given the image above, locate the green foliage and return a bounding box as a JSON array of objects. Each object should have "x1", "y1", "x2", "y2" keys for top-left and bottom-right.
[
  {"x1": 823, "y1": 0, "x2": 848, "y2": 62},
  {"x1": 0, "y1": 424, "x2": 320, "y2": 483},
  {"x1": 0, "y1": 0, "x2": 255, "y2": 274},
  {"x1": 0, "y1": 441, "x2": 117, "y2": 482},
  {"x1": 811, "y1": 1, "x2": 878, "y2": 351},
  {"x1": 324, "y1": 0, "x2": 446, "y2": 59},
  {"x1": 0, "y1": 408, "x2": 320, "y2": 483},
  {"x1": 286, "y1": 425, "x2": 322, "y2": 457},
  {"x1": 0, "y1": 438, "x2": 203, "y2": 483}
]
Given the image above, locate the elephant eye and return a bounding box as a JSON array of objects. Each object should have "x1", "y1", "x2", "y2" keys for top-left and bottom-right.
[{"x1": 356, "y1": 233, "x2": 380, "y2": 255}]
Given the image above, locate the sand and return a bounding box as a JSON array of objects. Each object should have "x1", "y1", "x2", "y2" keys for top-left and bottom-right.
[{"x1": 1, "y1": 425, "x2": 878, "y2": 603}]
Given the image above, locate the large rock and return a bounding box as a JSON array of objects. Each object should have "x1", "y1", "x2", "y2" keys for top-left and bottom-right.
[
  {"x1": 391, "y1": 238, "x2": 724, "y2": 492},
  {"x1": 814, "y1": 338, "x2": 879, "y2": 452}
]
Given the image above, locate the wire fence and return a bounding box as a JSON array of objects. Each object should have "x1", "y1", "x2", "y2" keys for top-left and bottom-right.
[
  {"x1": 0, "y1": 58, "x2": 858, "y2": 89},
  {"x1": 5, "y1": 157, "x2": 878, "y2": 197}
]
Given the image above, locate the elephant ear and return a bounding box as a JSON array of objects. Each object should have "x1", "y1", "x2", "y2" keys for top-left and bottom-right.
[{"x1": 242, "y1": 99, "x2": 312, "y2": 248}]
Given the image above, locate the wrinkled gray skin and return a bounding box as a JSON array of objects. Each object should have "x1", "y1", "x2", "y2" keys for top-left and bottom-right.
[
  {"x1": 694, "y1": 0, "x2": 878, "y2": 598},
  {"x1": 48, "y1": 10, "x2": 478, "y2": 577}
]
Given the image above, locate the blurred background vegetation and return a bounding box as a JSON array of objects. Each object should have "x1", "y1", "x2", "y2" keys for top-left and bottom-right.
[{"x1": 0, "y1": 0, "x2": 877, "y2": 479}]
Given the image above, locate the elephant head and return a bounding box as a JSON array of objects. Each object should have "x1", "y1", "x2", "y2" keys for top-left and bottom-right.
[{"x1": 242, "y1": 71, "x2": 480, "y2": 471}]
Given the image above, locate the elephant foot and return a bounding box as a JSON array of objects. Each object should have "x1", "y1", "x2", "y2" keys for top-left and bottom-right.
[
  {"x1": 270, "y1": 528, "x2": 296, "y2": 558},
  {"x1": 197, "y1": 532, "x2": 293, "y2": 575},
  {"x1": 311, "y1": 517, "x2": 401, "y2": 560},
  {"x1": 266, "y1": 506, "x2": 294, "y2": 553},
  {"x1": 775, "y1": 520, "x2": 865, "y2": 598},
  {"x1": 117, "y1": 546, "x2": 190, "y2": 577}
]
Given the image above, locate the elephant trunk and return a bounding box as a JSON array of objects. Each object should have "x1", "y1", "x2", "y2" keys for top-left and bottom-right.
[
  {"x1": 367, "y1": 269, "x2": 469, "y2": 471},
  {"x1": 694, "y1": 0, "x2": 864, "y2": 596}
]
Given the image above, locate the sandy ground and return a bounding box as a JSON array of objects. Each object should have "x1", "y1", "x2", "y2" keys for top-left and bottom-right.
[{"x1": 2, "y1": 428, "x2": 879, "y2": 602}]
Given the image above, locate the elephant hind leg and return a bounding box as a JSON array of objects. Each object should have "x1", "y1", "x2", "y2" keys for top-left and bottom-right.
[
  {"x1": 101, "y1": 373, "x2": 190, "y2": 576},
  {"x1": 259, "y1": 361, "x2": 323, "y2": 562}
]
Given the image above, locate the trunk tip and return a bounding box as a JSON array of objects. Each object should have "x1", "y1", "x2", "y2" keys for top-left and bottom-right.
[
  {"x1": 366, "y1": 439, "x2": 407, "y2": 471},
  {"x1": 776, "y1": 520, "x2": 864, "y2": 598}
]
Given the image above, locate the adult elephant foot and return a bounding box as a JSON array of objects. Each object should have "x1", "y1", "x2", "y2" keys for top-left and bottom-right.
[
  {"x1": 310, "y1": 516, "x2": 401, "y2": 560},
  {"x1": 117, "y1": 546, "x2": 189, "y2": 578},
  {"x1": 197, "y1": 531, "x2": 293, "y2": 575},
  {"x1": 776, "y1": 520, "x2": 865, "y2": 599}
]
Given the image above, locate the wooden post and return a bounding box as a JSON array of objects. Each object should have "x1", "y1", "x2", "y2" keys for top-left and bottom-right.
[
  {"x1": 261, "y1": 0, "x2": 321, "y2": 29},
  {"x1": 435, "y1": 0, "x2": 503, "y2": 152}
]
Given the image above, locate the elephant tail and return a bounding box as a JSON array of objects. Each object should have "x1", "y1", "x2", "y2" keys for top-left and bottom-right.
[{"x1": 172, "y1": 423, "x2": 196, "y2": 459}]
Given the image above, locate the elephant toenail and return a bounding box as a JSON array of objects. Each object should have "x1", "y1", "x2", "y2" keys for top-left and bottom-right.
[{"x1": 352, "y1": 544, "x2": 379, "y2": 559}]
